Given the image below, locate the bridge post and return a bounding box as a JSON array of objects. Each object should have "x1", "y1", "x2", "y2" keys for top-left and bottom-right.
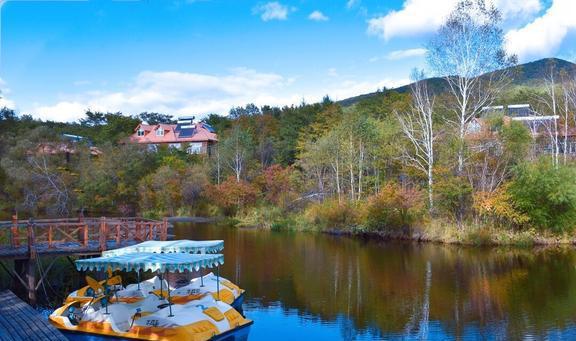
[
  {"x1": 161, "y1": 218, "x2": 168, "y2": 241},
  {"x1": 10, "y1": 212, "x2": 18, "y2": 248},
  {"x1": 99, "y1": 217, "x2": 107, "y2": 251},
  {"x1": 78, "y1": 211, "x2": 87, "y2": 247},
  {"x1": 26, "y1": 219, "x2": 37, "y2": 306},
  {"x1": 83, "y1": 223, "x2": 89, "y2": 248},
  {"x1": 136, "y1": 218, "x2": 143, "y2": 241}
]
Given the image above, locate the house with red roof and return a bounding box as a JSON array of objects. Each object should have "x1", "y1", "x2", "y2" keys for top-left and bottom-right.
[{"x1": 129, "y1": 117, "x2": 218, "y2": 155}]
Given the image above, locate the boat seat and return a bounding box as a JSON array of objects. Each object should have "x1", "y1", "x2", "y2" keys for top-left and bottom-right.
[
  {"x1": 211, "y1": 289, "x2": 235, "y2": 305},
  {"x1": 203, "y1": 307, "x2": 225, "y2": 321},
  {"x1": 221, "y1": 280, "x2": 241, "y2": 292},
  {"x1": 224, "y1": 308, "x2": 245, "y2": 327}
]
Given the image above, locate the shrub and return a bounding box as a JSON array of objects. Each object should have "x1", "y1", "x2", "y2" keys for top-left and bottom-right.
[
  {"x1": 435, "y1": 173, "x2": 473, "y2": 222},
  {"x1": 474, "y1": 184, "x2": 530, "y2": 228},
  {"x1": 507, "y1": 161, "x2": 576, "y2": 232},
  {"x1": 207, "y1": 176, "x2": 259, "y2": 216},
  {"x1": 236, "y1": 205, "x2": 284, "y2": 229},
  {"x1": 363, "y1": 183, "x2": 424, "y2": 231},
  {"x1": 303, "y1": 199, "x2": 359, "y2": 230},
  {"x1": 255, "y1": 165, "x2": 299, "y2": 209}
]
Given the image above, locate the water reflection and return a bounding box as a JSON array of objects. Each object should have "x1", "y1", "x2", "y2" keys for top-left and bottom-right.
[{"x1": 176, "y1": 224, "x2": 576, "y2": 340}]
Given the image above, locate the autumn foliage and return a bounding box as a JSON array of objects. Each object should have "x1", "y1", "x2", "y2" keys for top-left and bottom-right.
[
  {"x1": 207, "y1": 176, "x2": 259, "y2": 215},
  {"x1": 364, "y1": 183, "x2": 424, "y2": 231}
]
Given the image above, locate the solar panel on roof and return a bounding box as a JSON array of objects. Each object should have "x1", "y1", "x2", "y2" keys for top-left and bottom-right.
[
  {"x1": 203, "y1": 123, "x2": 216, "y2": 133},
  {"x1": 179, "y1": 128, "x2": 196, "y2": 137}
]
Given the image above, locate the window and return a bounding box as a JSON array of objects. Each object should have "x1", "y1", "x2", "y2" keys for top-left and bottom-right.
[
  {"x1": 187, "y1": 142, "x2": 203, "y2": 154},
  {"x1": 137, "y1": 129, "x2": 145, "y2": 136},
  {"x1": 156, "y1": 129, "x2": 164, "y2": 136}
]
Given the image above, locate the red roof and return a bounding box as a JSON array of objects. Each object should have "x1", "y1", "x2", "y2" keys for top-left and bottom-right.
[{"x1": 129, "y1": 123, "x2": 218, "y2": 144}]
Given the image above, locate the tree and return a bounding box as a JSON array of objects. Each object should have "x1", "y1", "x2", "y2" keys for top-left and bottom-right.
[
  {"x1": 508, "y1": 161, "x2": 576, "y2": 232},
  {"x1": 220, "y1": 125, "x2": 254, "y2": 182},
  {"x1": 396, "y1": 70, "x2": 436, "y2": 212},
  {"x1": 465, "y1": 117, "x2": 531, "y2": 194},
  {"x1": 207, "y1": 176, "x2": 259, "y2": 215},
  {"x1": 138, "y1": 112, "x2": 175, "y2": 125},
  {"x1": 138, "y1": 160, "x2": 209, "y2": 216},
  {"x1": 426, "y1": 0, "x2": 516, "y2": 173},
  {"x1": 229, "y1": 103, "x2": 261, "y2": 119},
  {"x1": 79, "y1": 110, "x2": 106, "y2": 127},
  {"x1": 78, "y1": 143, "x2": 155, "y2": 215},
  {"x1": 559, "y1": 71, "x2": 576, "y2": 164},
  {"x1": 1, "y1": 127, "x2": 78, "y2": 216},
  {"x1": 534, "y1": 63, "x2": 561, "y2": 168}
]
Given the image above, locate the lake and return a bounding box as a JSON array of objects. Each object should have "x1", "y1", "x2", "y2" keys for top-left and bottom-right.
[
  {"x1": 5, "y1": 222, "x2": 576, "y2": 340},
  {"x1": 174, "y1": 223, "x2": 576, "y2": 340}
]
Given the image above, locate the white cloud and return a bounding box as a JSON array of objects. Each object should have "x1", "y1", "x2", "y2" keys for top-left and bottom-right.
[
  {"x1": 27, "y1": 68, "x2": 411, "y2": 122},
  {"x1": 253, "y1": 2, "x2": 291, "y2": 21},
  {"x1": 367, "y1": 0, "x2": 542, "y2": 41},
  {"x1": 327, "y1": 68, "x2": 338, "y2": 77},
  {"x1": 29, "y1": 68, "x2": 297, "y2": 122},
  {"x1": 309, "y1": 10, "x2": 328, "y2": 21},
  {"x1": 506, "y1": 0, "x2": 576, "y2": 61},
  {"x1": 323, "y1": 78, "x2": 410, "y2": 100},
  {"x1": 33, "y1": 101, "x2": 86, "y2": 122},
  {"x1": 0, "y1": 79, "x2": 16, "y2": 110},
  {"x1": 386, "y1": 48, "x2": 427, "y2": 60}
]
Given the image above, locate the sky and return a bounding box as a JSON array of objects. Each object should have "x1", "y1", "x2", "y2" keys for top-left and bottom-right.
[{"x1": 0, "y1": 0, "x2": 575, "y2": 122}]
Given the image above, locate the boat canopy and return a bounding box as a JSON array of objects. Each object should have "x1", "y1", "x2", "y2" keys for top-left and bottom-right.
[
  {"x1": 101, "y1": 240, "x2": 224, "y2": 257},
  {"x1": 76, "y1": 252, "x2": 224, "y2": 273}
]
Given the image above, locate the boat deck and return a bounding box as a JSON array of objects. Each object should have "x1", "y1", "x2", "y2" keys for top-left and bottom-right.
[{"x1": 0, "y1": 290, "x2": 67, "y2": 341}]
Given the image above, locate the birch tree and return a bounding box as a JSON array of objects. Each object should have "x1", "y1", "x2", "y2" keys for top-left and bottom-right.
[
  {"x1": 426, "y1": 0, "x2": 516, "y2": 174},
  {"x1": 220, "y1": 125, "x2": 253, "y2": 182},
  {"x1": 534, "y1": 64, "x2": 561, "y2": 168},
  {"x1": 396, "y1": 70, "x2": 436, "y2": 212},
  {"x1": 560, "y1": 72, "x2": 576, "y2": 162}
]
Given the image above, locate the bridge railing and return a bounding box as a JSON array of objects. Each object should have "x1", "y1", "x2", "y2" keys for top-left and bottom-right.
[{"x1": 0, "y1": 216, "x2": 168, "y2": 252}]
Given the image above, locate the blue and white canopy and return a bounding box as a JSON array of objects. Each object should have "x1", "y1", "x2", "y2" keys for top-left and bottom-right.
[
  {"x1": 101, "y1": 240, "x2": 224, "y2": 257},
  {"x1": 76, "y1": 252, "x2": 224, "y2": 273}
]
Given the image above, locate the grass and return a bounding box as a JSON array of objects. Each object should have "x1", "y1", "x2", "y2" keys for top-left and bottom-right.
[{"x1": 181, "y1": 203, "x2": 576, "y2": 247}]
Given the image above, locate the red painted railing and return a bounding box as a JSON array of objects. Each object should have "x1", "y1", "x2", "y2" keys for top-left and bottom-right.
[{"x1": 0, "y1": 216, "x2": 169, "y2": 254}]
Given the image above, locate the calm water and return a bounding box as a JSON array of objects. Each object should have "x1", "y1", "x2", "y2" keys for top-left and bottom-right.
[
  {"x1": 5, "y1": 222, "x2": 576, "y2": 340},
  {"x1": 174, "y1": 223, "x2": 576, "y2": 340}
]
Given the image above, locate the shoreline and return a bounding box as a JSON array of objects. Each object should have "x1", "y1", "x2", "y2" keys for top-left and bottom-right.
[
  {"x1": 164, "y1": 215, "x2": 576, "y2": 247},
  {"x1": 320, "y1": 226, "x2": 576, "y2": 247},
  {"x1": 166, "y1": 216, "x2": 222, "y2": 223}
]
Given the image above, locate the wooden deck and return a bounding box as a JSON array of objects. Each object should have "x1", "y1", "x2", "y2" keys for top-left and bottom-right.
[
  {"x1": 0, "y1": 216, "x2": 170, "y2": 305},
  {"x1": 0, "y1": 290, "x2": 67, "y2": 340},
  {"x1": 0, "y1": 217, "x2": 169, "y2": 259}
]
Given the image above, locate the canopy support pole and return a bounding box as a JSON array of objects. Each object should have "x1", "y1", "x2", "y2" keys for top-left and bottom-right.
[
  {"x1": 200, "y1": 270, "x2": 204, "y2": 287},
  {"x1": 216, "y1": 266, "x2": 220, "y2": 301},
  {"x1": 166, "y1": 270, "x2": 174, "y2": 317},
  {"x1": 137, "y1": 270, "x2": 140, "y2": 290},
  {"x1": 103, "y1": 272, "x2": 110, "y2": 315},
  {"x1": 159, "y1": 273, "x2": 164, "y2": 300}
]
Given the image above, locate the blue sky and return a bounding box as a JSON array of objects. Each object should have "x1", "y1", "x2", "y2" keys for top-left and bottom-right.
[{"x1": 0, "y1": 0, "x2": 575, "y2": 122}]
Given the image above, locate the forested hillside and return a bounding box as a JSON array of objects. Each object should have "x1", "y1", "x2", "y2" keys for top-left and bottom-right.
[
  {"x1": 340, "y1": 58, "x2": 576, "y2": 107},
  {"x1": 2, "y1": 3, "x2": 576, "y2": 245}
]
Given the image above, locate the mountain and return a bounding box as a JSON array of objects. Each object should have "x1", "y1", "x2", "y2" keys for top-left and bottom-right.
[{"x1": 339, "y1": 58, "x2": 576, "y2": 107}]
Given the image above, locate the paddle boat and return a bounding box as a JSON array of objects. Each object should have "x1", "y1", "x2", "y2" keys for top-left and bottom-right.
[
  {"x1": 50, "y1": 252, "x2": 253, "y2": 340},
  {"x1": 65, "y1": 240, "x2": 245, "y2": 310}
]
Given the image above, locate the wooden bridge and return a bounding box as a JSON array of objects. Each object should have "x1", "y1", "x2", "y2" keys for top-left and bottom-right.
[
  {"x1": 0, "y1": 216, "x2": 168, "y2": 259},
  {"x1": 0, "y1": 216, "x2": 169, "y2": 305}
]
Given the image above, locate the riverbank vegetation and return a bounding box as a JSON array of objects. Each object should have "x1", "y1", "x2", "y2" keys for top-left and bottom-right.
[{"x1": 2, "y1": 0, "x2": 576, "y2": 246}]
